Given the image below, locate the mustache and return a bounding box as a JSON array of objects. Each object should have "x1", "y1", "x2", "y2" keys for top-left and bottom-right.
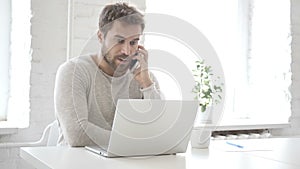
[{"x1": 116, "y1": 54, "x2": 136, "y2": 61}]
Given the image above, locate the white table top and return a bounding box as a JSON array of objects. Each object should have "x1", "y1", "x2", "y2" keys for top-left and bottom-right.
[{"x1": 20, "y1": 137, "x2": 300, "y2": 169}]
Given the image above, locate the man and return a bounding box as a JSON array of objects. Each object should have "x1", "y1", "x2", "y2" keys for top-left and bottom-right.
[{"x1": 54, "y1": 3, "x2": 162, "y2": 147}]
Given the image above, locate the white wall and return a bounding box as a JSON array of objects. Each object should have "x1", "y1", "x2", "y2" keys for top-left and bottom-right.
[{"x1": 0, "y1": 0, "x2": 298, "y2": 168}]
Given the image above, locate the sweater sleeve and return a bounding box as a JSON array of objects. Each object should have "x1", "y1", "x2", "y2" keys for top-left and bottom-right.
[
  {"x1": 141, "y1": 72, "x2": 164, "y2": 99},
  {"x1": 54, "y1": 61, "x2": 110, "y2": 147}
]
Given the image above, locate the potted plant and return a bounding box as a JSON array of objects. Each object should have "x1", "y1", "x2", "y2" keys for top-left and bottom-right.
[
  {"x1": 191, "y1": 59, "x2": 223, "y2": 148},
  {"x1": 192, "y1": 59, "x2": 223, "y2": 114}
]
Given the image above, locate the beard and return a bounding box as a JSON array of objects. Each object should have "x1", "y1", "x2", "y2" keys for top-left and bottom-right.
[
  {"x1": 101, "y1": 44, "x2": 116, "y2": 69},
  {"x1": 101, "y1": 44, "x2": 131, "y2": 76}
]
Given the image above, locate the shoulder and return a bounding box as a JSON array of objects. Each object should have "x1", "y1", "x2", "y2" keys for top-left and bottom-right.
[{"x1": 57, "y1": 55, "x2": 96, "y2": 76}]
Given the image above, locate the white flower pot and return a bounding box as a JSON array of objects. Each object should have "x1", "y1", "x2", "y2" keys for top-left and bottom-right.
[
  {"x1": 191, "y1": 106, "x2": 215, "y2": 148},
  {"x1": 191, "y1": 128, "x2": 212, "y2": 149}
]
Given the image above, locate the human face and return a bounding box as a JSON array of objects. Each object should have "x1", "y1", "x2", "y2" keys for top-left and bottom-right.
[{"x1": 99, "y1": 21, "x2": 142, "y2": 76}]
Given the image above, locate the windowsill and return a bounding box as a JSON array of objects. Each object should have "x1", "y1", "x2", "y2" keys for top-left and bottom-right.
[
  {"x1": 195, "y1": 118, "x2": 291, "y2": 131},
  {"x1": 0, "y1": 121, "x2": 19, "y2": 135}
]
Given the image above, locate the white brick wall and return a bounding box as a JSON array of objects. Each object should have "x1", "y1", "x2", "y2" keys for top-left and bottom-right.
[
  {"x1": 272, "y1": 0, "x2": 300, "y2": 136},
  {"x1": 0, "y1": 0, "x2": 299, "y2": 168}
]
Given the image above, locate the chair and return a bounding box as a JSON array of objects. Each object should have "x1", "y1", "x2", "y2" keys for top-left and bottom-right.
[
  {"x1": 46, "y1": 120, "x2": 59, "y2": 146},
  {"x1": 0, "y1": 120, "x2": 59, "y2": 147}
]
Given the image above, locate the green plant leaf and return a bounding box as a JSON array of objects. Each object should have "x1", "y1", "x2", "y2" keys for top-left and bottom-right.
[
  {"x1": 192, "y1": 58, "x2": 223, "y2": 113},
  {"x1": 201, "y1": 106, "x2": 206, "y2": 112}
]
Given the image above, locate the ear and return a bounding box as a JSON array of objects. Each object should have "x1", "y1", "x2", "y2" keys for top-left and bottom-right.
[{"x1": 97, "y1": 30, "x2": 103, "y2": 43}]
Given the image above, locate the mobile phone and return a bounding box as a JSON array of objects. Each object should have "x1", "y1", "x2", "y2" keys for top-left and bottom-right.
[{"x1": 129, "y1": 52, "x2": 140, "y2": 72}]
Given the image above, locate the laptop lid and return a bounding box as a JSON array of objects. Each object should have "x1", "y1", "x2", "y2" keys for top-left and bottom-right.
[{"x1": 105, "y1": 99, "x2": 199, "y2": 157}]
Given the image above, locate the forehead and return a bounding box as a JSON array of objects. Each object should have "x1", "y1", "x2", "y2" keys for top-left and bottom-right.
[{"x1": 107, "y1": 21, "x2": 142, "y2": 39}]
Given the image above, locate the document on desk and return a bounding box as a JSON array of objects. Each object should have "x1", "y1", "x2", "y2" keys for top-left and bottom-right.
[{"x1": 212, "y1": 139, "x2": 274, "y2": 152}]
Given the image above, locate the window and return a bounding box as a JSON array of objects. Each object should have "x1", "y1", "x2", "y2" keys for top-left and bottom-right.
[
  {"x1": 0, "y1": 0, "x2": 11, "y2": 121},
  {"x1": 0, "y1": 0, "x2": 31, "y2": 128},
  {"x1": 146, "y1": 0, "x2": 291, "y2": 125}
]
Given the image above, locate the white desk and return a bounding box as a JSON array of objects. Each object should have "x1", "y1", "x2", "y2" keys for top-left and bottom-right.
[{"x1": 20, "y1": 138, "x2": 300, "y2": 169}]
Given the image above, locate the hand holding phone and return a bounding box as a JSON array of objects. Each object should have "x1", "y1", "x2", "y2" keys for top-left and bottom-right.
[{"x1": 130, "y1": 45, "x2": 153, "y2": 88}]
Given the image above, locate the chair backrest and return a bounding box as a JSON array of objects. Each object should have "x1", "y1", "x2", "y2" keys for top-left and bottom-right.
[{"x1": 46, "y1": 120, "x2": 59, "y2": 146}]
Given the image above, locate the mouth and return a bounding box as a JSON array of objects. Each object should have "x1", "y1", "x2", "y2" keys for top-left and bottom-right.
[{"x1": 117, "y1": 56, "x2": 130, "y2": 63}]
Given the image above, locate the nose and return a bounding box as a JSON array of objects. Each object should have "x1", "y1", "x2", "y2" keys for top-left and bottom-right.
[{"x1": 120, "y1": 42, "x2": 131, "y2": 56}]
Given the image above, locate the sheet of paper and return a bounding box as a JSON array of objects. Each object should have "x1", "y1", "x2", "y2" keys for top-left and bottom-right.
[{"x1": 212, "y1": 139, "x2": 274, "y2": 152}]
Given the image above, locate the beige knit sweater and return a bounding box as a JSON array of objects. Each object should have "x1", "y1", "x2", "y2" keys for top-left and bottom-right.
[{"x1": 54, "y1": 55, "x2": 161, "y2": 147}]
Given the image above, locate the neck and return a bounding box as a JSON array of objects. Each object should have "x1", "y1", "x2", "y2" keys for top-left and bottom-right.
[{"x1": 99, "y1": 58, "x2": 115, "y2": 76}]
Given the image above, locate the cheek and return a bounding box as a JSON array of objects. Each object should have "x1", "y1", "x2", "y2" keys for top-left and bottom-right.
[
  {"x1": 107, "y1": 46, "x2": 118, "y2": 55},
  {"x1": 103, "y1": 37, "x2": 115, "y2": 50},
  {"x1": 102, "y1": 43, "x2": 115, "y2": 55},
  {"x1": 133, "y1": 45, "x2": 139, "y2": 51},
  {"x1": 106, "y1": 41, "x2": 120, "y2": 52}
]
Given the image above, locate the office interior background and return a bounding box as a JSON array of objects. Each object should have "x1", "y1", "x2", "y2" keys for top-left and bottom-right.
[{"x1": 0, "y1": 0, "x2": 299, "y2": 168}]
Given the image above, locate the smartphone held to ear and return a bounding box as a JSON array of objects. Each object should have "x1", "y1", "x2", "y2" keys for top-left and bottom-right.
[
  {"x1": 129, "y1": 59, "x2": 139, "y2": 72},
  {"x1": 129, "y1": 52, "x2": 140, "y2": 72}
]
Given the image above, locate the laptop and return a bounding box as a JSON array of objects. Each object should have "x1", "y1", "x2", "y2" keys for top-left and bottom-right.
[{"x1": 85, "y1": 99, "x2": 199, "y2": 157}]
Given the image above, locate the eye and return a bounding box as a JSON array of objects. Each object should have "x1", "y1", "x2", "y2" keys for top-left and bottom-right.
[
  {"x1": 130, "y1": 40, "x2": 138, "y2": 46},
  {"x1": 116, "y1": 38, "x2": 125, "y2": 44}
]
